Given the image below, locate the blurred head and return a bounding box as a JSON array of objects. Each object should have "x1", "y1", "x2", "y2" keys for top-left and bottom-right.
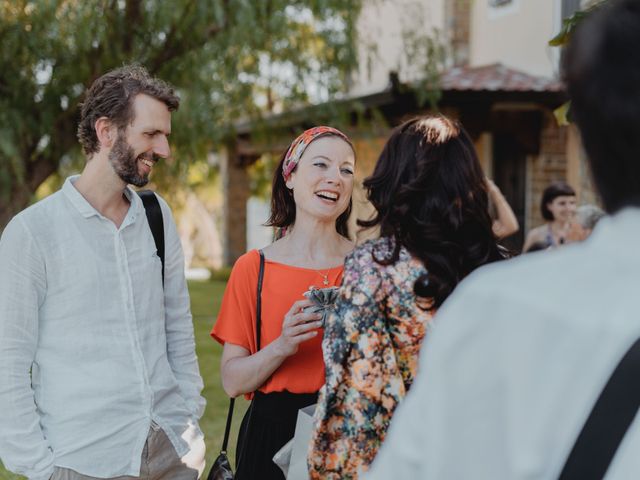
[
  {"x1": 267, "y1": 127, "x2": 355, "y2": 238},
  {"x1": 78, "y1": 65, "x2": 179, "y2": 187},
  {"x1": 360, "y1": 114, "x2": 504, "y2": 309},
  {"x1": 541, "y1": 182, "x2": 576, "y2": 222},
  {"x1": 562, "y1": 0, "x2": 640, "y2": 213},
  {"x1": 576, "y1": 204, "x2": 605, "y2": 235}
]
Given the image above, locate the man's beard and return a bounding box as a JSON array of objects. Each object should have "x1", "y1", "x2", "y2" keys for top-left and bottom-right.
[{"x1": 108, "y1": 132, "x2": 158, "y2": 187}]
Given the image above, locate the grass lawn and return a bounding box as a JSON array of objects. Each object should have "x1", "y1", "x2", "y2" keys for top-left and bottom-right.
[{"x1": 0, "y1": 280, "x2": 249, "y2": 479}]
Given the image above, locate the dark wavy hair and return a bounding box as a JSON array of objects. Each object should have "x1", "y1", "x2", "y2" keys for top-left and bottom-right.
[
  {"x1": 266, "y1": 137, "x2": 353, "y2": 239},
  {"x1": 359, "y1": 115, "x2": 505, "y2": 310},
  {"x1": 540, "y1": 181, "x2": 576, "y2": 221}
]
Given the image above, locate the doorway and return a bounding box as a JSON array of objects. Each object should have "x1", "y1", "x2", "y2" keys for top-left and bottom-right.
[{"x1": 493, "y1": 133, "x2": 527, "y2": 252}]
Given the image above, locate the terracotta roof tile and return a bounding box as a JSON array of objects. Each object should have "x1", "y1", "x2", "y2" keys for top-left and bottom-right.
[{"x1": 440, "y1": 63, "x2": 564, "y2": 92}]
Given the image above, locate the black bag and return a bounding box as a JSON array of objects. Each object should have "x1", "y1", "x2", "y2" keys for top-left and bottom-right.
[
  {"x1": 206, "y1": 394, "x2": 236, "y2": 480},
  {"x1": 207, "y1": 250, "x2": 265, "y2": 480},
  {"x1": 209, "y1": 455, "x2": 234, "y2": 480}
]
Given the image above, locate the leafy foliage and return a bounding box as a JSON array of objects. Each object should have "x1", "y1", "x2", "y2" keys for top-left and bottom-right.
[
  {"x1": 0, "y1": 0, "x2": 362, "y2": 227},
  {"x1": 548, "y1": 0, "x2": 609, "y2": 125},
  {"x1": 549, "y1": 1, "x2": 605, "y2": 47}
]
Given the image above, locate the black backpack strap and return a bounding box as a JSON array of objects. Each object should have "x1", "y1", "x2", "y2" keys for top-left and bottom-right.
[
  {"x1": 559, "y1": 337, "x2": 640, "y2": 479},
  {"x1": 220, "y1": 249, "x2": 266, "y2": 454},
  {"x1": 137, "y1": 190, "x2": 165, "y2": 286}
]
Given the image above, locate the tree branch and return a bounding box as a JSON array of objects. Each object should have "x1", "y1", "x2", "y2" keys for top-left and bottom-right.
[
  {"x1": 123, "y1": 0, "x2": 143, "y2": 56},
  {"x1": 147, "y1": 0, "x2": 230, "y2": 73},
  {"x1": 26, "y1": 154, "x2": 58, "y2": 192}
]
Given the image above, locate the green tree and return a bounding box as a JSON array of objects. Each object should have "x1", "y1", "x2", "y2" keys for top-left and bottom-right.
[{"x1": 0, "y1": 0, "x2": 361, "y2": 228}]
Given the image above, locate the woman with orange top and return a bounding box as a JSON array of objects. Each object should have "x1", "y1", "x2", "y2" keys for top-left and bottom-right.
[{"x1": 211, "y1": 126, "x2": 356, "y2": 480}]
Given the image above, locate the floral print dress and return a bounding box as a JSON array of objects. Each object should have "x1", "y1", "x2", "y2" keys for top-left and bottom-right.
[{"x1": 308, "y1": 238, "x2": 434, "y2": 479}]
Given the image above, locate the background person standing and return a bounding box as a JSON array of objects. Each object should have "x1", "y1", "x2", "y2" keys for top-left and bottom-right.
[{"x1": 523, "y1": 181, "x2": 584, "y2": 252}]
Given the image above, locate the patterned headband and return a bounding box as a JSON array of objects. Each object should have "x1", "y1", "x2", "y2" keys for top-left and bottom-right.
[{"x1": 282, "y1": 126, "x2": 353, "y2": 180}]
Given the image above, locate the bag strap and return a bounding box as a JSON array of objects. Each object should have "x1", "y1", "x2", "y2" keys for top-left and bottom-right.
[
  {"x1": 220, "y1": 249, "x2": 265, "y2": 453},
  {"x1": 256, "y1": 249, "x2": 265, "y2": 351},
  {"x1": 220, "y1": 397, "x2": 235, "y2": 454},
  {"x1": 558, "y1": 337, "x2": 640, "y2": 479},
  {"x1": 137, "y1": 190, "x2": 165, "y2": 285}
]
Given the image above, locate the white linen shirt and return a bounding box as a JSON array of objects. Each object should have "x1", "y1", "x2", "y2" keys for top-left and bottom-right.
[
  {"x1": 367, "y1": 207, "x2": 640, "y2": 480},
  {"x1": 0, "y1": 176, "x2": 205, "y2": 480}
]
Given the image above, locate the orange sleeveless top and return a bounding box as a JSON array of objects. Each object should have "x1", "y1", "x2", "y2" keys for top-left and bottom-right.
[{"x1": 211, "y1": 249, "x2": 344, "y2": 395}]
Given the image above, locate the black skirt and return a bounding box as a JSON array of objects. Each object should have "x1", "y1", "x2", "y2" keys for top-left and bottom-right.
[{"x1": 235, "y1": 390, "x2": 318, "y2": 480}]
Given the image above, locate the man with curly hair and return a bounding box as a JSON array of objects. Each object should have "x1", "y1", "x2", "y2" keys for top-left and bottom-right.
[{"x1": 0, "y1": 65, "x2": 205, "y2": 480}]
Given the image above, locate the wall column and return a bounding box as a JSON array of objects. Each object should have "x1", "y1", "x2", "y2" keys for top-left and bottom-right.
[
  {"x1": 445, "y1": 0, "x2": 471, "y2": 66},
  {"x1": 474, "y1": 132, "x2": 493, "y2": 177},
  {"x1": 220, "y1": 144, "x2": 252, "y2": 266}
]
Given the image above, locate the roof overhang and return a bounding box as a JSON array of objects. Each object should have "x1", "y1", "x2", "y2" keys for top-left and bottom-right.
[{"x1": 231, "y1": 63, "x2": 567, "y2": 157}]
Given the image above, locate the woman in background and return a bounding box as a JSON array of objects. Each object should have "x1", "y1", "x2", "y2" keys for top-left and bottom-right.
[
  {"x1": 211, "y1": 126, "x2": 355, "y2": 480},
  {"x1": 522, "y1": 181, "x2": 584, "y2": 252},
  {"x1": 308, "y1": 115, "x2": 506, "y2": 479}
]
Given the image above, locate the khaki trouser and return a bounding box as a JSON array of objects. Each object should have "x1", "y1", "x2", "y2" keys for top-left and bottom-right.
[{"x1": 51, "y1": 424, "x2": 201, "y2": 480}]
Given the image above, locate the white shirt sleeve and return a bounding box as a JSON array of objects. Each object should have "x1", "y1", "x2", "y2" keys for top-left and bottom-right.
[
  {"x1": 158, "y1": 198, "x2": 205, "y2": 420},
  {"x1": 0, "y1": 216, "x2": 55, "y2": 480}
]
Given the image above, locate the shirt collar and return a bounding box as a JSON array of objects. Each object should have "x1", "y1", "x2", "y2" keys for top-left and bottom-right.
[{"x1": 62, "y1": 175, "x2": 144, "y2": 220}]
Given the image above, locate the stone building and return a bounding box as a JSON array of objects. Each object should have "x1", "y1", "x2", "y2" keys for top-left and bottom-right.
[{"x1": 219, "y1": 0, "x2": 597, "y2": 264}]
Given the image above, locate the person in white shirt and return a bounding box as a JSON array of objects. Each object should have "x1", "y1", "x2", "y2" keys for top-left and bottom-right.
[
  {"x1": 366, "y1": 0, "x2": 640, "y2": 478},
  {"x1": 0, "y1": 65, "x2": 205, "y2": 480}
]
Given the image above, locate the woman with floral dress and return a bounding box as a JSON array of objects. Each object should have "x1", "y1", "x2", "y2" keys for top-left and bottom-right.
[{"x1": 308, "y1": 115, "x2": 507, "y2": 479}]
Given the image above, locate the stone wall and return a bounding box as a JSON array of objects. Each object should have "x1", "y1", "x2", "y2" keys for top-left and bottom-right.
[
  {"x1": 350, "y1": 136, "x2": 386, "y2": 243},
  {"x1": 526, "y1": 112, "x2": 569, "y2": 230}
]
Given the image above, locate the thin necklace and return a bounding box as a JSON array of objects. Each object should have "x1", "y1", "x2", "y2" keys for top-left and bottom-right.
[
  {"x1": 550, "y1": 222, "x2": 569, "y2": 245},
  {"x1": 316, "y1": 269, "x2": 331, "y2": 286}
]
